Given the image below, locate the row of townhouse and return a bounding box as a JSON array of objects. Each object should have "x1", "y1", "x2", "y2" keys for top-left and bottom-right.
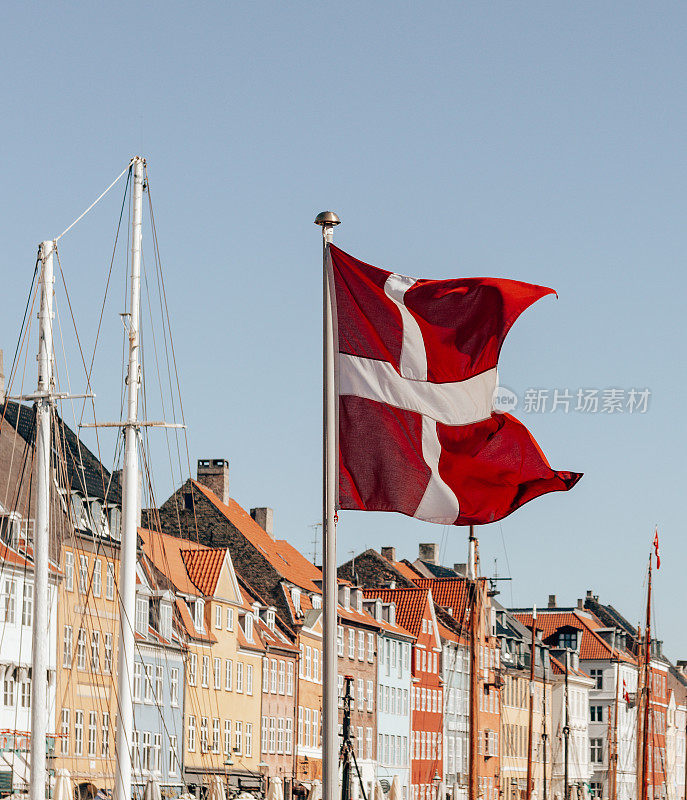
[{"x1": 0, "y1": 400, "x2": 686, "y2": 800}]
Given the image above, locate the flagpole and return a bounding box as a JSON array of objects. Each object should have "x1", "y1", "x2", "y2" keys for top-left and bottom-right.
[{"x1": 316, "y1": 210, "x2": 341, "y2": 800}]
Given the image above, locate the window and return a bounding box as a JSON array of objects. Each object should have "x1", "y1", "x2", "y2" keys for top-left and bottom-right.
[
  {"x1": 279, "y1": 660, "x2": 286, "y2": 693},
  {"x1": 22, "y1": 581, "x2": 32, "y2": 626},
  {"x1": 269, "y1": 717, "x2": 276, "y2": 753},
  {"x1": 337, "y1": 625, "x2": 344, "y2": 656},
  {"x1": 101, "y1": 713, "x2": 110, "y2": 756},
  {"x1": 591, "y1": 738, "x2": 603, "y2": 763},
  {"x1": 215, "y1": 605, "x2": 222, "y2": 629},
  {"x1": 349, "y1": 629, "x2": 355, "y2": 658},
  {"x1": 235, "y1": 721, "x2": 242, "y2": 753},
  {"x1": 188, "y1": 715, "x2": 196, "y2": 752},
  {"x1": 100, "y1": 632, "x2": 111, "y2": 674},
  {"x1": 214, "y1": 657, "x2": 221, "y2": 689},
  {"x1": 558, "y1": 630, "x2": 577, "y2": 650},
  {"x1": 168, "y1": 734, "x2": 178, "y2": 775},
  {"x1": 61, "y1": 709, "x2": 70, "y2": 755},
  {"x1": 88, "y1": 712, "x2": 97, "y2": 756},
  {"x1": 247, "y1": 664, "x2": 254, "y2": 694},
  {"x1": 590, "y1": 705, "x2": 603, "y2": 722},
  {"x1": 225, "y1": 659, "x2": 233, "y2": 691},
  {"x1": 63, "y1": 625, "x2": 73, "y2": 667},
  {"x1": 367, "y1": 680, "x2": 373, "y2": 711},
  {"x1": 65, "y1": 552, "x2": 74, "y2": 592},
  {"x1": 366, "y1": 728, "x2": 372, "y2": 760},
  {"x1": 358, "y1": 631, "x2": 365, "y2": 660},
  {"x1": 305, "y1": 648, "x2": 311, "y2": 679},
  {"x1": 285, "y1": 718, "x2": 293, "y2": 755},
  {"x1": 224, "y1": 720, "x2": 232, "y2": 756},
  {"x1": 75, "y1": 710, "x2": 84, "y2": 756},
  {"x1": 133, "y1": 662, "x2": 142, "y2": 701},
  {"x1": 77, "y1": 629, "x2": 86, "y2": 670},
  {"x1": 93, "y1": 559, "x2": 102, "y2": 597},
  {"x1": 200, "y1": 717, "x2": 209, "y2": 753},
  {"x1": 4, "y1": 675, "x2": 15, "y2": 706},
  {"x1": 194, "y1": 598, "x2": 205, "y2": 632},
  {"x1": 245, "y1": 722, "x2": 252, "y2": 757},
  {"x1": 305, "y1": 708, "x2": 311, "y2": 747},
  {"x1": 277, "y1": 717, "x2": 285, "y2": 754},
  {"x1": 358, "y1": 678, "x2": 365, "y2": 710},
  {"x1": 156, "y1": 665, "x2": 164, "y2": 703},
  {"x1": 2, "y1": 579, "x2": 16, "y2": 623},
  {"x1": 236, "y1": 662, "x2": 244, "y2": 693},
  {"x1": 298, "y1": 706, "x2": 303, "y2": 744},
  {"x1": 262, "y1": 717, "x2": 269, "y2": 753},
  {"x1": 213, "y1": 718, "x2": 220, "y2": 754},
  {"x1": 160, "y1": 603, "x2": 172, "y2": 640},
  {"x1": 21, "y1": 679, "x2": 30, "y2": 708},
  {"x1": 338, "y1": 675, "x2": 344, "y2": 707},
  {"x1": 171, "y1": 668, "x2": 179, "y2": 705},
  {"x1": 202, "y1": 655, "x2": 210, "y2": 687},
  {"x1": 299, "y1": 644, "x2": 304, "y2": 677},
  {"x1": 79, "y1": 555, "x2": 89, "y2": 593},
  {"x1": 226, "y1": 607, "x2": 234, "y2": 630},
  {"x1": 91, "y1": 631, "x2": 100, "y2": 671},
  {"x1": 141, "y1": 731, "x2": 151, "y2": 770},
  {"x1": 287, "y1": 662, "x2": 294, "y2": 695},
  {"x1": 313, "y1": 709, "x2": 319, "y2": 747},
  {"x1": 144, "y1": 664, "x2": 154, "y2": 702},
  {"x1": 272, "y1": 659, "x2": 279, "y2": 691},
  {"x1": 368, "y1": 633, "x2": 374, "y2": 662},
  {"x1": 106, "y1": 562, "x2": 115, "y2": 600},
  {"x1": 135, "y1": 597, "x2": 148, "y2": 637}
]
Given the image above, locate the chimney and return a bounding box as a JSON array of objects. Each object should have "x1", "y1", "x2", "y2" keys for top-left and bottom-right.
[
  {"x1": 0, "y1": 350, "x2": 4, "y2": 404},
  {"x1": 453, "y1": 563, "x2": 467, "y2": 576},
  {"x1": 419, "y1": 542, "x2": 439, "y2": 565},
  {"x1": 197, "y1": 459, "x2": 229, "y2": 504},
  {"x1": 577, "y1": 598, "x2": 584, "y2": 610},
  {"x1": 250, "y1": 507, "x2": 274, "y2": 539},
  {"x1": 381, "y1": 546, "x2": 396, "y2": 562},
  {"x1": 548, "y1": 594, "x2": 556, "y2": 609}
]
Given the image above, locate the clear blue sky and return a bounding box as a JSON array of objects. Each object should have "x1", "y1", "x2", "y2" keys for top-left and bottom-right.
[{"x1": 3, "y1": 3, "x2": 685, "y2": 653}]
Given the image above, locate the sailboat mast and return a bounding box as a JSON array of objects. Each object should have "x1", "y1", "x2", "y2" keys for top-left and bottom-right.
[
  {"x1": 609, "y1": 656, "x2": 620, "y2": 800},
  {"x1": 468, "y1": 525, "x2": 479, "y2": 800},
  {"x1": 29, "y1": 240, "x2": 55, "y2": 800},
  {"x1": 114, "y1": 156, "x2": 144, "y2": 800},
  {"x1": 526, "y1": 606, "x2": 537, "y2": 800},
  {"x1": 640, "y1": 558, "x2": 652, "y2": 800},
  {"x1": 542, "y1": 654, "x2": 548, "y2": 800},
  {"x1": 563, "y1": 649, "x2": 570, "y2": 800}
]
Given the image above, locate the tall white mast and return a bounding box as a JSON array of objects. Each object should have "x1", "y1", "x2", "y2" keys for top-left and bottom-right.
[
  {"x1": 29, "y1": 240, "x2": 54, "y2": 800},
  {"x1": 315, "y1": 210, "x2": 340, "y2": 800},
  {"x1": 114, "y1": 156, "x2": 144, "y2": 800}
]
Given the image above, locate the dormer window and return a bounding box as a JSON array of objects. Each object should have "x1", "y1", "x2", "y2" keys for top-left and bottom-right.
[
  {"x1": 266, "y1": 610, "x2": 275, "y2": 631},
  {"x1": 312, "y1": 596, "x2": 321, "y2": 610},
  {"x1": 356, "y1": 591, "x2": 362, "y2": 614},
  {"x1": 135, "y1": 597, "x2": 149, "y2": 637},
  {"x1": 389, "y1": 603, "x2": 396, "y2": 627},
  {"x1": 291, "y1": 588, "x2": 301, "y2": 616},
  {"x1": 109, "y1": 507, "x2": 121, "y2": 541},
  {"x1": 375, "y1": 600, "x2": 382, "y2": 621},
  {"x1": 245, "y1": 613, "x2": 254, "y2": 642},
  {"x1": 343, "y1": 587, "x2": 350, "y2": 610},
  {"x1": 194, "y1": 598, "x2": 205, "y2": 632},
  {"x1": 558, "y1": 630, "x2": 578, "y2": 650},
  {"x1": 160, "y1": 602, "x2": 172, "y2": 640}
]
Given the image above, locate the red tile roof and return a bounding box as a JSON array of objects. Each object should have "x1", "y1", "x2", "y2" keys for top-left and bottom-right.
[
  {"x1": 514, "y1": 610, "x2": 636, "y2": 664},
  {"x1": 181, "y1": 548, "x2": 226, "y2": 596},
  {"x1": 191, "y1": 481, "x2": 322, "y2": 593},
  {"x1": 139, "y1": 527, "x2": 206, "y2": 597},
  {"x1": 413, "y1": 577, "x2": 471, "y2": 632},
  {"x1": 549, "y1": 654, "x2": 591, "y2": 678},
  {"x1": 363, "y1": 587, "x2": 430, "y2": 638}
]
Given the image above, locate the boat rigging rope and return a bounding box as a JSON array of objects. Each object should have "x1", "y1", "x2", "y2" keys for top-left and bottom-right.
[{"x1": 54, "y1": 161, "x2": 132, "y2": 242}]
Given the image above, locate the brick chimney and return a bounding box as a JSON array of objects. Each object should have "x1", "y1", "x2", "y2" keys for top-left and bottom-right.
[
  {"x1": 419, "y1": 542, "x2": 439, "y2": 565},
  {"x1": 381, "y1": 546, "x2": 396, "y2": 562},
  {"x1": 197, "y1": 459, "x2": 229, "y2": 504},
  {"x1": 250, "y1": 507, "x2": 274, "y2": 539},
  {"x1": 548, "y1": 594, "x2": 556, "y2": 608}
]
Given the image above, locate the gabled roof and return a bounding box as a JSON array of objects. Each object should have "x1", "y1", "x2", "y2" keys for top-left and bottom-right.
[
  {"x1": 550, "y1": 653, "x2": 591, "y2": 679},
  {"x1": 191, "y1": 480, "x2": 322, "y2": 593},
  {"x1": 363, "y1": 587, "x2": 430, "y2": 638},
  {"x1": 174, "y1": 596, "x2": 216, "y2": 643},
  {"x1": 2, "y1": 400, "x2": 121, "y2": 504},
  {"x1": 514, "y1": 610, "x2": 636, "y2": 664},
  {"x1": 139, "y1": 527, "x2": 206, "y2": 597},
  {"x1": 181, "y1": 548, "x2": 226, "y2": 596},
  {"x1": 413, "y1": 577, "x2": 471, "y2": 631}
]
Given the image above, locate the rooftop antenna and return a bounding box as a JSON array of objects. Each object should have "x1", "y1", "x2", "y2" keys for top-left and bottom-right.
[{"x1": 309, "y1": 522, "x2": 322, "y2": 564}]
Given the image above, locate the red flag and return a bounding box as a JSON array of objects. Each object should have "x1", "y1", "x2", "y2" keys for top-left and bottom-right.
[
  {"x1": 331, "y1": 245, "x2": 582, "y2": 525},
  {"x1": 623, "y1": 678, "x2": 630, "y2": 704},
  {"x1": 654, "y1": 529, "x2": 661, "y2": 569}
]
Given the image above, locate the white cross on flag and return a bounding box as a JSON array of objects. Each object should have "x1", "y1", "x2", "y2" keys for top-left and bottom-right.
[{"x1": 330, "y1": 244, "x2": 581, "y2": 526}]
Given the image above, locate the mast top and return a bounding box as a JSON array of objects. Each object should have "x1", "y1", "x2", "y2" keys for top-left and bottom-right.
[{"x1": 314, "y1": 211, "x2": 341, "y2": 227}]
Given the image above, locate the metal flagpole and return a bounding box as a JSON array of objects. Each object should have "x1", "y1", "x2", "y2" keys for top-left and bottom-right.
[
  {"x1": 315, "y1": 210, "x2": 341, "y2": 800},
  {"x1": 29, "y1": 240, "x2": 55, "y2": 800},
  {"x1": 467, "y1": 525, "x2": 479, "y2": 800},
  {"x1": 526, "y1": 606, "x2": 537, "y2": 800},
  {"x1": 114, "y1": 155, "x2": 145, "y2": 800}
]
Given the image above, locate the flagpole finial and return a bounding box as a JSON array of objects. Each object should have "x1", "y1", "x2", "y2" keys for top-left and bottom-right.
[{"x1": 314, "y1": 211, "x2": 341, "y2": 228}]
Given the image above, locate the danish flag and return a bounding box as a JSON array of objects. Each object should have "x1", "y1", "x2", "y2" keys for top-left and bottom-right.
[
  {"x1": 654, "y1": 529, "x2": 661, "y2": 569},
  {"x1": 331, "y1": 245, "x2": 582, "y2": 525}
]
